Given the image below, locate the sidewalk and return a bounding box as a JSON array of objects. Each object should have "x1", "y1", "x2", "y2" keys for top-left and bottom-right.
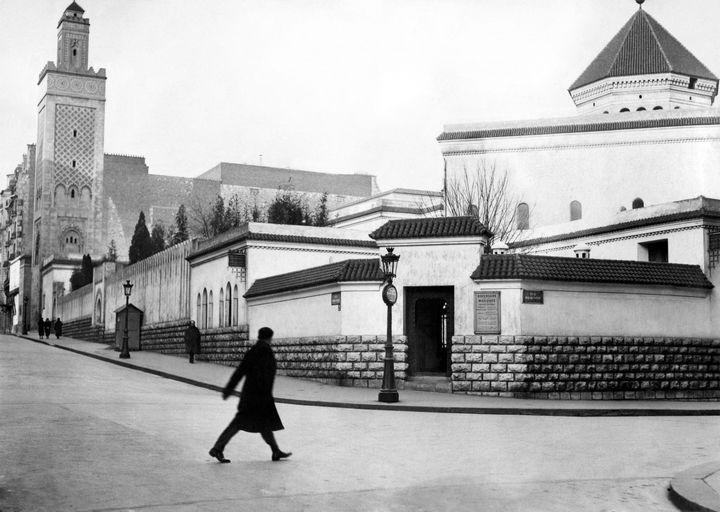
[{"x1": 15, "y1": 332, "x2": 720, "y2": 417}]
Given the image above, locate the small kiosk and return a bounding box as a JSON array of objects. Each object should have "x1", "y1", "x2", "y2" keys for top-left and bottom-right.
[{"x1": 115, "y1": 304, "x2": 143, "y2": 351}]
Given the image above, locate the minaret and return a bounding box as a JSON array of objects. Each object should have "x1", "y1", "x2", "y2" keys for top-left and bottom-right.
[{"x1": 33, "y1": 2, "x2": 107, "y2": 317}]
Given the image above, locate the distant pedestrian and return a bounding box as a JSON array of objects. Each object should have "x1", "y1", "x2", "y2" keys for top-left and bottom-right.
[
  {"x1": 38, "y1": 316, "x2": 44, "y2": 338},
  {"x1": 54, "y1": 318, "x2": 63, "y2": 339},
  {"x1": 43, "y1": 318, "x2": 51, "y2": 339},
  {"x1": 209, "y1": 327, "x2": 291, "y2": 463},
  {"x1": 184, "y1": 320, "x2": 201, "y2": 364}
]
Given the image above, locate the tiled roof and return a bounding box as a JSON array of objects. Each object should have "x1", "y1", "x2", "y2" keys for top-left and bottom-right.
[
  {"x1": 370, "y1": 216, "x2": 492, "y2": 240},
  {"x1": 188, "y1": 223, "x2": 376, "y2": 260},
  {"x1": 471, "y1": 254, "x2": 713, "y2": 289},
  {"x1": 437, "y1": 115, "x2": 720, "y2": 142},
  {"x1": 244, "y1": 258, "x2": 385, "y2": 298},
  {"x1": 511, "y1": 200, "x2": 720, "y2": 248},
  {"x1": 65, "y1": 1, "x2": 84, "y2": 13},
  {"x1": 570, "y1": 9, "x2": 717, "y2": 90}
]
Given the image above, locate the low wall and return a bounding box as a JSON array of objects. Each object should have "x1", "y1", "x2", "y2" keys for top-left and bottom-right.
[
  {"x1": 56, "y1": 284, "x2": 94, "y2": 323},
  {"x1": 451, "y1": 335, "x2": 720, "y2": 400},
  {"x1": 274, "y1": 335, "x2": 408, "y2": 388},
  {"x1": 60, "y1": 316, "x2": 107, "y2": 344},
  {"x1": 140, "y1": 321, "x2": 250, "y2": 367}
]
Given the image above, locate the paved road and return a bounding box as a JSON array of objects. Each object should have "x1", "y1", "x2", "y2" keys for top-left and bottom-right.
[{"x1": 2, "y1": 335, "x2": 719, "y2": 511}]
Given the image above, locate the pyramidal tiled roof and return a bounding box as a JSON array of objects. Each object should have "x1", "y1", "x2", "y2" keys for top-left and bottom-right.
[
  {"x1": 65, "y1": 1, "x2": 85, "y2": 13},
  {"x1": 244, "y1": 258, "x2": 385, "y2": 298},
  {"x1": 471, "y1": 254, "x2": 713, "y2": 289},
  {"x1": 570, "y1": 9, "x2": 717, "y2": 90},
  {"x1": 370, "y1": 216, "x2": 492, "y2": 240}
]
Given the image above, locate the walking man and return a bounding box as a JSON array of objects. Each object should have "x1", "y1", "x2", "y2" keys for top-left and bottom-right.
[
  {"x1": 54, "y1": 318, "x2": 63, "y2": 339},
  {"x1": 43, "y1": 318, "x2": 51, "y2": 339},
  {"x1": 184, "y1": 320, "x2": 201, "y2": 364},
  {"x1": 209, "y1": 327, "x2": 291, "y2": 463}
]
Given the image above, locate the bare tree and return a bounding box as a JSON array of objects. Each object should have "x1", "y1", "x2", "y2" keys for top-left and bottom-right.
[
  {"x1": 187, "y1": 195, "x2": 214, "y2": 239},
  {"x1": 444, "y1": 159, "x2": 526, "y2": 244}
]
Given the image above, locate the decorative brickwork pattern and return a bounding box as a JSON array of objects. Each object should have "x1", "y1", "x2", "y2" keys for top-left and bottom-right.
[
  {"x1": 54, "y1": 104, "x2": 95, "y2": 190},
  {"x1": 452, "y1": 335, "x2": 720, "y2": 400}
]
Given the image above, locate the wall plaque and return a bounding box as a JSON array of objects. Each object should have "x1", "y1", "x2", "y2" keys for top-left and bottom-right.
[
  {"x1": 474, "y1": 291, "x2": 500, "y2": 334},
  {"x1": 523, "y1": 289, "x2": 544, "y2": 304},
  {"x1": 331, "y1": 292, "x2": 341, "y2": 310}
]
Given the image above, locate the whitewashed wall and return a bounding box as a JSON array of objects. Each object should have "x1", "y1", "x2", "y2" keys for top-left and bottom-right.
[
  {"x1": 473, "y1": 279, "x2": 713, "y2": 337},
  {"x1": 56, "y1": 282, "x2": 93, "y2": 322},
  {"x1": 103, "y1": 240, "x2": 193, "y2": 331},
  {"x1": 441, "y1": 113, "x2": 720, "y2": 229},
  {"x1": 377, "y1": 237, "x2": 486, "y2": 336},
  {"x1": 246, "y1": 282, "x2": 385, "y2": 337}
]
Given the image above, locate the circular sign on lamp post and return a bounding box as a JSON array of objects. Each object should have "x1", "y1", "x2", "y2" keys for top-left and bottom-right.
[{"x1": 382, "y1": 283, "x2": 397, "y2": 306}]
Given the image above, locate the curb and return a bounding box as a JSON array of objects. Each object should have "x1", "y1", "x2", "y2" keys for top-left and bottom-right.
[
  {"x1": 670, "y1": 462, "x2": 720, "y2": 512},
  {"x1": 16, "y1": 334, "x2": 720, "y2": 417}
]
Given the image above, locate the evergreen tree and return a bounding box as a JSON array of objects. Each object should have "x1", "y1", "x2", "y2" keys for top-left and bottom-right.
[
  {"x1": 129, "y1": 211, "x2": 153, "y2": 264},
  {"x1": 267, "y1": 189, "x2": 308, "y2": 225},
  {"x1": 210, "y1": 195, "x2": 231, "y2": 236},
  {"x1": 171, "y1": 204, "x2": 189, "y2": 245},
  {"x1": 70, "y1": 254, "x2": 93, "y2": 290},
  {"x1": 313, "y1": 192, "x2": 329, "y2": 226},
  {"x1": 150, "y1": 222, "x2": 166, "y2": 254},
  {"x1": 106, "y1": 239, "x2": 117, "y2": 262}
]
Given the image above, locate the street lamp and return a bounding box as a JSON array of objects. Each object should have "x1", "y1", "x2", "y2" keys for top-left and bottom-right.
[
  {"x1": 119, "y1": 279, "x2": 133, "y2": 359},
  {"x1": 378, "y1": 247, "x2": 400, "y2": 403},
  {"x1": 22, "y1": 296, "x2": 28, "y2": 335}
]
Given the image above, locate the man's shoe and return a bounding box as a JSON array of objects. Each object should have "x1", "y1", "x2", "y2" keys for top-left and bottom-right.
[
  {"x1": 271, "y1": 450, "x2": 292, "y2": 461},
  {"x1": 209, "y1": 448, "x2": 230, "y2": 463}
]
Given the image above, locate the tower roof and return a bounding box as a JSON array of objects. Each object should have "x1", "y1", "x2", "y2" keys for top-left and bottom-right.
[
  {"x1": 569, "y1": 8, "x2": 717, "y2": 91},
  {"x1": 65, "y1": 1, "x2": 85, "y2": 13}
]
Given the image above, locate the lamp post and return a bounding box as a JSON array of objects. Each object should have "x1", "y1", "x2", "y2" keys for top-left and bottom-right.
[
  {"x1": 22, "y1": 296, "x2": 28, "y2": 335},
  {"x1": 119, "y1": 279, "x2": 133, "y2": 359},
  {"x1": 378, "y1": 247, "x2": 400, "y2": 403}
]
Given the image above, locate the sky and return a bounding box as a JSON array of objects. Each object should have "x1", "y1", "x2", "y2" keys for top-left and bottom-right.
[{"x1": 2, "y1": 0, "x2": 720, "y2": 192}]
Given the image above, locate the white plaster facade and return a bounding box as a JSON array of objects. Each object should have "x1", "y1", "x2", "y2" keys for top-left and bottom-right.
[
  {"x1": 247, "y1": 282, "x2": 385, "y2": 338},
  {"x1": 188, "y1": 223, "x2": 377, "y2": 330},
  {"x1": 473, "y1": 279, "x2": 712, "y2": 338}
]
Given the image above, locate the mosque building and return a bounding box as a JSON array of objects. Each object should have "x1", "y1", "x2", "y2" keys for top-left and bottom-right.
[{"x1": 2, "y1": 2, "x2": 379, "y2": 324}]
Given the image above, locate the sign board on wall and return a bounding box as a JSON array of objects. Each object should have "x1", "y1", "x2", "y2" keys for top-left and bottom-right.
[
  {"x1": 474, "y1": 291, "x2": 500, "y2": 334},
  {"x1": 522, "y1": 289, "x2": 544, "y2": 304},
  {"x1": 331, "y1": 292, "x2": 341, "y2": 310}
]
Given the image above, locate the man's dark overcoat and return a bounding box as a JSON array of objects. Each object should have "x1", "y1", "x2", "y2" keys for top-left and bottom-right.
[
  {"x1": 184, "y1": 324, "x2": 201, "y2": 354},
  {"x1": 223, "y1": 340, "x2": 284, "y2": 433},
  {"x1": 54, "y1": 319, "x2": 63, "y2": 337},
  {"x1": 43, "y1": 319, "x2": 51, "y2": 337}
]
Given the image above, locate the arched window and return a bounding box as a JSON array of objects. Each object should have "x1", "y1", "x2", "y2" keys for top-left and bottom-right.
[
  {"x1": 201, "y1": 289, "x2": 207, "y2": 329},
  {"x1": 95, "y1": 292, "x2": 103, "y2": 324},
  {"x1": 620, "y1": 108, "x2": 630, "y2": 113},
  {"x1": 225, "y1": 283, "x2": 232, "y2": 327},
  {"x1": 208, "y1": 291, "x2": 213, "y2": 329},
  {"x1": 63, "y1": 230, "x2": 81, "y2": 253},
  {"x1": 233, "y1": 285, "x2": 239, "y2": 326},
  {"x1": 219, "y1": 288, "x2": 224, "y2": 328},
  {"x1": 196, "y1": 293, "x2": 201, "y2": 325},
  {"x1": 570, "y1": 200, "x2": 582, "y2": 221},
  {"x1": 636, "y1": 107, "x2": 646, "y2": 112},
  {"x1": 632, "y1": 197, "x2": 644, "y2": 209},
  {"x1": 516, "y1": 203, "x2": 529, "y2": 230},
  {"x1": 653, "y1": 106, "x2": 663, "y2": 110}
]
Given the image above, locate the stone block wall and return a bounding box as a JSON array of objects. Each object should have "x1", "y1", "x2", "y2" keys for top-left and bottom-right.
[
  {"x1": 140, "y1": 321, "x2": 250, "y2": 366},
  {"x1": 451, "y1": 335, "x2": 720, "y2": 400},
  {"x1": 60, "y1": 316, "x2": 106, "y2": 344},
  {"x1": 273, "y1": 335, "x2": 408, "y2": 388}
]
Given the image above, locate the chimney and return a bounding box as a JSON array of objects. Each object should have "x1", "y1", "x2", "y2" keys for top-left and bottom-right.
[
  {"x1": 491, "y1": 240, "x2": 509, "y2": 255},
  {"x1": 574, "y1": 243, "x2": 591, "y2": 259}
]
